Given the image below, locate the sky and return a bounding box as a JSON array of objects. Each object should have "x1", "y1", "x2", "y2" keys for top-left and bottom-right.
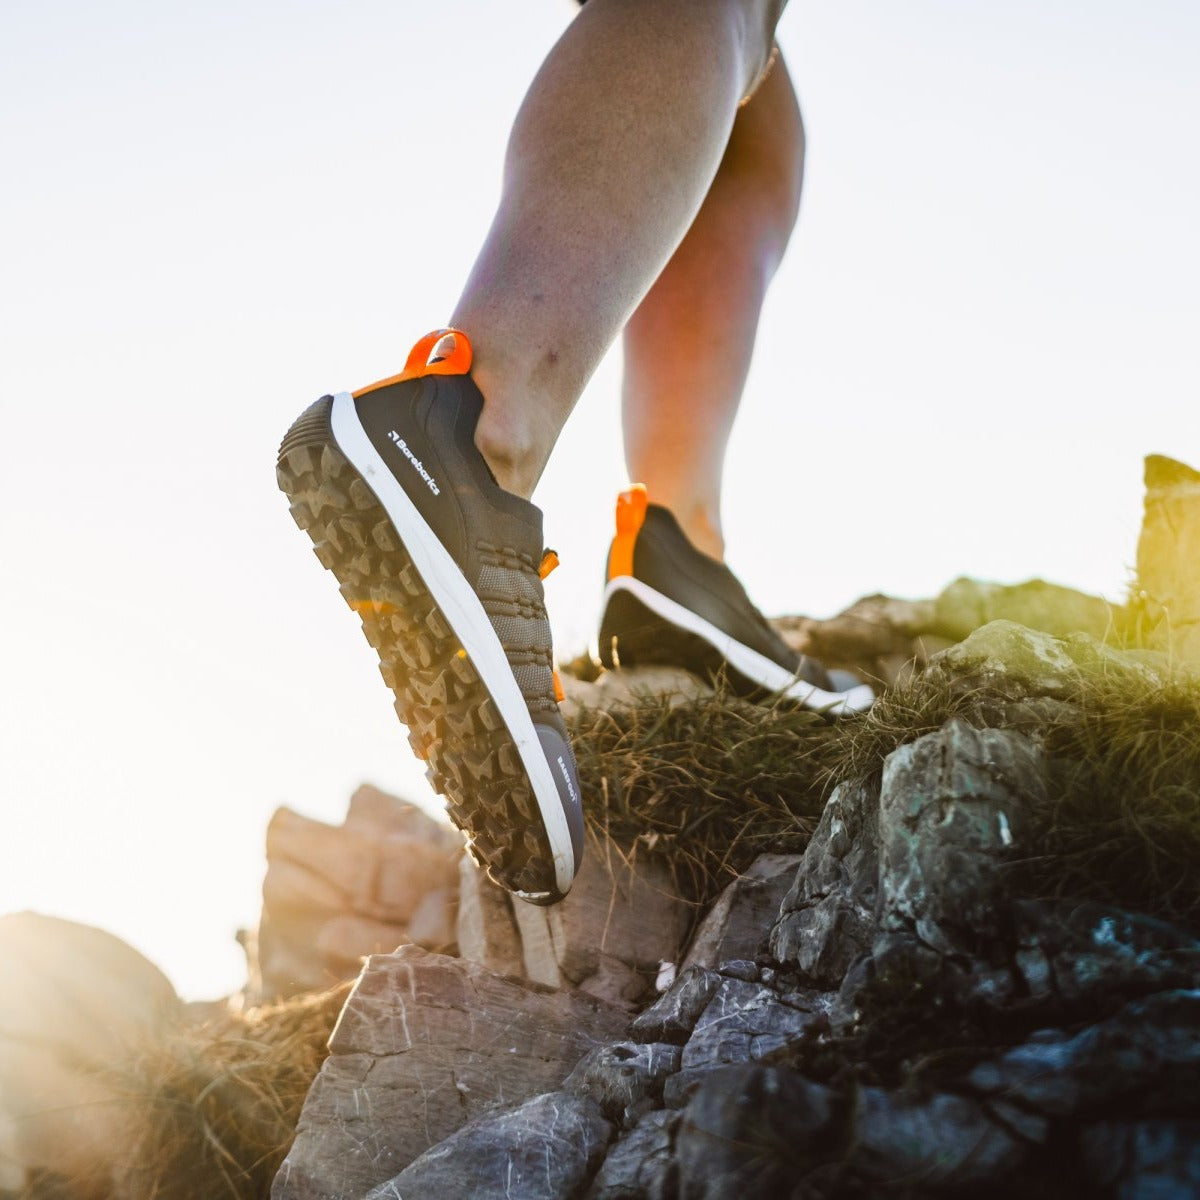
[{"x1": 1, "y1": 0, "x2": 1197, "y2": 1000}]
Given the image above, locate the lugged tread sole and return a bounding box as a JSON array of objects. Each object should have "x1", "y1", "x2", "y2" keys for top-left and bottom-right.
[{"x1": 277, "y1": 397, "x2": 559, "y2": 899}]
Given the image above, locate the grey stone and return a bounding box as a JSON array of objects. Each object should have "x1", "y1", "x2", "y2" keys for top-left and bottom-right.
[
  {"x1": 677, "y1": 978, "x2": 824, "y2": 1099},
  {"x1": 272, "y1": 946, "x2": 626, "y2": 1200},
  {"x1": 369, "y1": 1092, "x2": 612, "y2": 1200},
  {"x1": 510, "y1": 889, "x2": 564, "y2": 988},
  {"x1": 1081, "y1": 1119, "x2": 1200, "y2": 1198},
  {"x1": 770, "y1": 779, "x2": 880, "y2": 985},
  {"x1": 485, "y1": 835, "x2": 685, "y2": 1003},
  {"x1": 850, "y1": 1086, "x2": 1026, "y2": 1188},
  {"x1": 1012, "y1": 900, "x2": 1200, "y2": 1009},
  {"x1": 674, "y1": 1065, "x2": 841, "y2": 1199},
  {"x1": 968, "y1": 989, "x2": 1200, "y2": 1118},
  {"x1": 682, "y1": 854, "x2": 801, "y2": 973},
  {"x1": 579, "y1": 953, "x2": 657, "y2": 1009},
  {"x1": 549, "y1": 840, "x2": 688, "y2": 991},
  {"x1": 629, "y1": 966, "x2": 722, "y2": 1045},
  {"x1": 718, "y1": 960, "x2": 759, "y2": 982},
  {"x1": 564, "y1": 1042, "x2": 682, "y2": 1123},
  {"x1": 455, "y1": 853, "x2": 524, "y2": 979},
  {"x1": 585, "y1": 1109, "x2": 675, "y2": 1200},
  {"x1": 877, "y1": 719, "x2": 1044, "y2": 951}
]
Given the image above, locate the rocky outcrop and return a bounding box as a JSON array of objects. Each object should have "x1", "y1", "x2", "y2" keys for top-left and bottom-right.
[
  {"x1": 279, "y1": 622, "x2": 1200, "y2": 1199},
  {"x1": 250, "y1": 785, "x2": 461, "y2": 1001},
  {"x1": 775, "y1": 577, "x2": 1123, "y2": 687}
]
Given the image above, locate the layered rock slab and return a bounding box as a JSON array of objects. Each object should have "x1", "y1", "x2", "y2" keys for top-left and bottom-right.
[
  {"x1": 366, "y1": 1092, "x2": 612, "y2": 1200},
  {"x1": 252, "y1": 785, "x2": 462, "y2": 1002},
  {"x1": 458, "y1": 834, "x2": 689, "y2": 1007},
  {"x1": 272, "y1": 945, "x2": 627, "y2": 1200}
]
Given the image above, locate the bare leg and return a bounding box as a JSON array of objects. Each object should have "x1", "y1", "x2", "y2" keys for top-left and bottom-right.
[
  {"x1": 451, "y1": 0, "x2": 787, "y2": 498},
  {"x1": 621, "y1": 55, "x2": 804, "y2": 560}
]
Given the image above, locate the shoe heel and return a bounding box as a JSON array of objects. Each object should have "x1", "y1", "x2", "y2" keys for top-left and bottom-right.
[{"x1": 278, "y1": 395, "x2": 335, "y2": 464}]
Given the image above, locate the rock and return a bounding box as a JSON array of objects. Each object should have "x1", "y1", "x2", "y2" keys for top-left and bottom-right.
[
  {"x1": 1081, "y1": 1119, "x2": 1200, "y2": 1197},
  {"x1": 968, "y1": 989, "x2": 1200, "y2": 1118},
  {"x1": 254, "y1": 786, "x2": 462, "y2": 1001},
  {"x1": 928, "y1": 620, "x2": 1080, "y2": 697},
  {"x1": 1136, "y1": 453, "x2": 1200, "y2": 665},
  {"x1": 928, "y1": 620, "x2": 1158, "y2": 702},
  {"x1": 0, "y1": 913, "x2": 181, "y2": 1199},
  {"x1": 510, "y1": 890, "x2": 564, "y2": 988},
  {"x1": 467, "y1": 833, "x2": 689, "y2": 1005},
  {"x1": 629, "y1": 966, "x2": 723, "y2": 1046},
  {"x1": 560, "y1": 666, "x2": 712, "y2": 720},
  {"x1": 669, "y1": 979, "x2": 826, "y2": 1105},
  {"x1": 673, "y1": 1066, "x2": 841, "y2": 1198},
  {"x1": 369, "y1": 1092, "x2": 612, "y2": 1200},
  {"x1": 1011, "y1": 900, "x2": 1200, "y2": 1010},
  {"x1": 770, "y1": 780, "x2": 880, "y2": 986},
  {"x1": 775, "y1": 594, "x2": 938, "y2": 687},
  {"x1": 405, "y1": 885, "x2": 457, "y2": 951},
  {"x1": 681, "y1": 853, "x2": 802, "y2": 973},
  {"x1": 548, "y1": 840, "x2": 689, "y2": 1003},
  {"x1": 273, "y1": 946, "x2": 627, "y2": 1199},
  {"x1": 877, "y1": 719, "x2": 1044, "y2": 952},
  {"x1": 850, "y1": 1086, "x2": 1026, "y2": 1188},
  {"x1": 585, "y1": 1109, "x2": 674, "y2": 1200},
  {"x1": 564, "y1": 1042, "x2": 682, "y2": 1124},
  {"x1": 456, "y1": 853, "x2": 524, "y2": 978},
  {"x1": 931, "y1": 576, "x2": 1117, "y2": 643}
]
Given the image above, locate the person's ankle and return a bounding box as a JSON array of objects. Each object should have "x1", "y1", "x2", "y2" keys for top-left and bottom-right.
[{"x1": 473, "y1": 432, "x2": 537, "y2": 498}]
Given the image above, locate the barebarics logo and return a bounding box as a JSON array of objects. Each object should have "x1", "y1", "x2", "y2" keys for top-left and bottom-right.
[{"x1": 388, "y1": 431, "x2": 440, "y2": 495}]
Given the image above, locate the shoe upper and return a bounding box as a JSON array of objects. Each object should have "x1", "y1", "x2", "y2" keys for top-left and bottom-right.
[
  {"x1": 620, "y1": 502, "x2": 833, "y2": 688},
  {"x1": 354, "y1": 368, "x2": 584, "y2": 869}
]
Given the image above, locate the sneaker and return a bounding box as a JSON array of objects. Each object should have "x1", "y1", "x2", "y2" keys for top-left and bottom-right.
[
  {"x1": 276, "y1": 329, "x2": 584, "y2": 903},
  {"x1": 597, "y1": 486, "x2": 875, "y2": 714}
]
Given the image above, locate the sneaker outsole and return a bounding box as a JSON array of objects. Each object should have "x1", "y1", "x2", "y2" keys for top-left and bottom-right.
[{"x1": 277, "y1": 396, "x2": 563, "y2": 903}]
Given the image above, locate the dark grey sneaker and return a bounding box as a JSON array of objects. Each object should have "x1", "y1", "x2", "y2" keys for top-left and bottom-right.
[
  {"x1": 276, "y1": 330, "x2": 584, "y2": 903},
  {"x1": 597, "y1": 486, "x2": 874, "y2": 714}
]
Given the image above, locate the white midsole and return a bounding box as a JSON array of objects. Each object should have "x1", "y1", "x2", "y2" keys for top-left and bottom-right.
[
  {"x1": 329, "y1": 392, "x2": 575, "y2": 897},
  {"x1": 602, "y1": 575, "x2": 876, "y2": 714}
]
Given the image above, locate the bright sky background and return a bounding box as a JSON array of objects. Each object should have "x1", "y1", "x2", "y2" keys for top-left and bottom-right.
[{"x1": 2, "y1": 1, "x2": 1197, "y2": 1000}]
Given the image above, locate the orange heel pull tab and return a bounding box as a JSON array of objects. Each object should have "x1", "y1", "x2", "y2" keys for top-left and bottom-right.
[
  {"x1": 539, "y1": 549, "x2": 560, "y2": 580},
  {"x1": 607, "y1": 484, "x2": 648, "y2": 581},
  {"x1": 353, "y1": 328, "x2": 474, "y2": 398},
  {"x1": 552, "y1": 668, "x2": 565, "y2": 704}
]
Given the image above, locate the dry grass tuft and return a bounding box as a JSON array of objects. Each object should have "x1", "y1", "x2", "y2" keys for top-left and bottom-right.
[
  {"x1": 571, "y1": 665, "x2": 1200, "y2": 928},
  {"x1": 109, "y1": 983, "x2": 351, "y2": 1200},
  {"x1": 570, "y1": 684, "x2": 848, "y2": 904}
]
